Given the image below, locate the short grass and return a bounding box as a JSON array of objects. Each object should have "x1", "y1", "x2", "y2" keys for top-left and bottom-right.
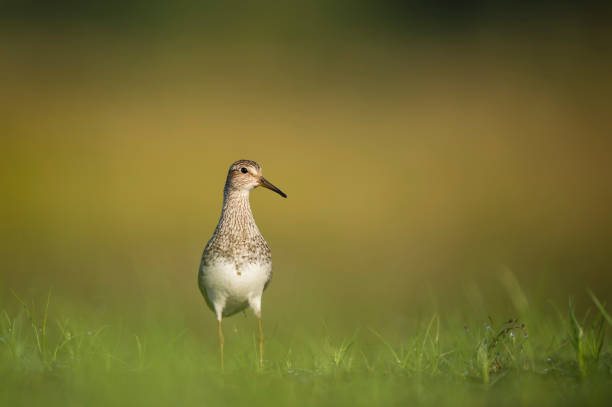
[{"x1": 1, "y1": 291, "x2": 611, "y2": 407}]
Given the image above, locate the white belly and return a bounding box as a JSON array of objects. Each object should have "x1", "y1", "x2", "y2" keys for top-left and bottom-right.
[{"x1": 200, "y1": 261, "x2": 271, "y2": 317}]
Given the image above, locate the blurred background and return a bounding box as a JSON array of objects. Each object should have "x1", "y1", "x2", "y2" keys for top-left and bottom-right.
[{"x1": 1, "y1": 1, "x2": 611, "y2": 335}]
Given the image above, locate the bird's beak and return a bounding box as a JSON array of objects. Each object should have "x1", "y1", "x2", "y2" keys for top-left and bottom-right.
[{"x1": 259, "y1": 177, "x2": 287, "y2": 198}]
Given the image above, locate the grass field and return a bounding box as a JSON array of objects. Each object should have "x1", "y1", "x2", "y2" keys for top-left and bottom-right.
[{"x1": 1, "y1": 287, "x2": 611, "y2": 406}]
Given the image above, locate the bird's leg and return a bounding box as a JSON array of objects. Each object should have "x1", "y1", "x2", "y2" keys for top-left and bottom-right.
[
  {"x1": 258, "y1": 317, "x2": 264, "y2": 369},
  {"x1": 218, "y1": 319, "x2": 224, "y2": 372},
  {"x1": 213, "y1": 298, "x2": 226, "y2": 372},
  {"x1": 248, "y1": 296, "x2": 264, "y2": 369}
]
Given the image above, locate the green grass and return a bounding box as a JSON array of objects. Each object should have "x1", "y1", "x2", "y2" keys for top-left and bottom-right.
[{"x1": 1, "y1": 292, "x2": 610, "y2": 407}]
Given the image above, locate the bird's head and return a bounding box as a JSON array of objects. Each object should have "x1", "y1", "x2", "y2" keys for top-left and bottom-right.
[{"x1": 225, "y1": 160, "x2": 287, "y2": 198}]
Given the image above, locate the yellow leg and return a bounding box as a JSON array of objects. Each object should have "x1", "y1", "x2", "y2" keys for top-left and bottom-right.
[
  {"x1": 258, "y1": 317, "x2": 264, "y2": 369},
  {"x1": 218, "y1": 319, "x2": 224, "y2": 372}
]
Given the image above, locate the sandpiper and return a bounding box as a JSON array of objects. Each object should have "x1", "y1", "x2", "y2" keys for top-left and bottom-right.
[{"x1": 198, "y1": 160, "x2": 286, "y2": 370}]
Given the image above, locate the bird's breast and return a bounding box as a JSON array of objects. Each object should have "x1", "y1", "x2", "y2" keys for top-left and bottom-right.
[{"x1": 202, "y1": 232, "x2": 271, "y2": 268}]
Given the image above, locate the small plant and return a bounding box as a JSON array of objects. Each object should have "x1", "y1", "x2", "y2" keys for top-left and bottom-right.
[
  {"x1": 568, "y1": 298, "x2": 606, "y2": 378},
  {"x1": 319, "y1": 329, "x2": 359, "y2": 372},
  {"x1": 371, "y1": 314, "x2": 447, "y2": 376},
  {"x1": 474, "y1": 316, "x2": 529, "y2": 384},
  {"x1": 6, "y1": 291, "x2": 52, "y2": 370}
]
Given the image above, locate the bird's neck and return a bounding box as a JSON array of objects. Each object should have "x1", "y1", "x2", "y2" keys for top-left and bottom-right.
[{"x1": 216, "y1": 188, "x2": 260, "y2": 237}]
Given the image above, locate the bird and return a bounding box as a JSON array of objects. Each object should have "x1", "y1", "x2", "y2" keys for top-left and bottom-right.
[{"x1": 198, "y1": 160, "x2": 287, "y2": 370}]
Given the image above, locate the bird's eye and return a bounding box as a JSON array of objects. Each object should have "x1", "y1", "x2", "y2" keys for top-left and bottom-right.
[{"x1": 241, "y1": 167, "x2": 248, "y2": 174}]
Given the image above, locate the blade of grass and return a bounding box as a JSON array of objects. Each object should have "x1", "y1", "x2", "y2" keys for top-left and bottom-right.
[
  {"x1": 588, "y1": 289, "x2": 612, "y2": 326},
  {"x1": 369, "y1": 328, "x2": 401, "y2": 365}
]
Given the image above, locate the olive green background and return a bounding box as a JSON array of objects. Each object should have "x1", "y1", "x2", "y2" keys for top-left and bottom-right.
[{"x1": 1, "y1": 0, "x2": 611, "y2": 333}]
